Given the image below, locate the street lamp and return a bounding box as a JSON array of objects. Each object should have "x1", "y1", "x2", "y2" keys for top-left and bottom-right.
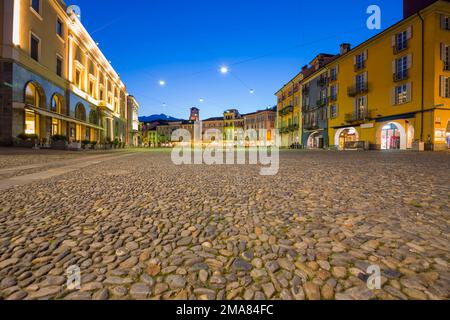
[
  {"x1": 250, "y1": 89, "x2": 255, "y2": 94},
  {"x1": 220, "y1": 66, "x2": 229, "y2": 74},
  {"x1": 159, "y1": 80, "x2": 166, "y2": 86}
]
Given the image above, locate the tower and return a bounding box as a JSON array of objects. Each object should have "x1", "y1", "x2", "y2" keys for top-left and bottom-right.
[{"x1": 190, "y1": 107, "x2": 200, "y2": 122}]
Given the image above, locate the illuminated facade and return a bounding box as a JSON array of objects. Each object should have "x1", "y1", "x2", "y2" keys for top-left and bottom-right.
[
  {"x1": 0, "y1": 0, "x2": 128, "y2": 146},
  {"x1": 275, "y1": 0, "x2": 450, "y2": 151},
  {"x1": 127, "y1": 95, "x2": 140, "y2": 147},
  {"x1": 328, "y1": 0, "x2": 450, "y2": 151}
]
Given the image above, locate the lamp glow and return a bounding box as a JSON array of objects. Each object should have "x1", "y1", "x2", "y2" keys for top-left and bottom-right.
[
  {"x1": 220, "y1": 66, "x2": 229, "y2": 74},
  {"x1": 159, "y1": 80, "x2": 166, "y2": 86}
]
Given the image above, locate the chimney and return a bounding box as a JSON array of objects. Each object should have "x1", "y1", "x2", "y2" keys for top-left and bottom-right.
[
  {"x1": 403, "y1": 0, "x2": 442, "y2": 18},
  {"x1": 302, "y1": 65, "x2": 308, "y2": 71},
  {"x1": 340, "y1": 43, "x2": 351, "y2": 55}
]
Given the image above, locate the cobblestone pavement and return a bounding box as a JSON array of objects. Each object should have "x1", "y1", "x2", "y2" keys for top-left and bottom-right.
[{"x1": 0, "y1": 150, "x2": 449, "y2": 300}]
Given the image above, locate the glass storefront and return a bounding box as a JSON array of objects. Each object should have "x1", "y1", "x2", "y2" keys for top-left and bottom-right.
[
  {"x1": 25, "y1": 110, "x2": 39, "y2": 135},
  {"x1": 381, "y1": 123, "x2": 401, "y2": 150}
]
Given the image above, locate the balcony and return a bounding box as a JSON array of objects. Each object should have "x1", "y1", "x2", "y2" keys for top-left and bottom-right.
[
  {"x1": 302, "y1": 86, "x2": 310, "y2": 95},
  {"x1": 344, "y1": 109, "x2": 372, "y2": 123},
  {"x1": 278, "y1": 105, "x2": 294, "y2": 116},
  {"x1": 304, "y1": 122, "x2": 319, "y2": 131},
  {"x1": 316, "y1": 98, "x2": 328, "y2": 108},
  {"x1": 317, "y1": 77, "x2": 329, "y2": 87},
  {"x1": 302, "y1": 104, "x2": 311, "y2": 112},
  {"x1": 347, "y1": 83, "x2": 368, "y2": 97},
  {"x1": 393, "y1": 70, "x2": 409, "y2": 82},
  {"x1": 354, "y1": 61, "x2": 365, "y2": 72}
]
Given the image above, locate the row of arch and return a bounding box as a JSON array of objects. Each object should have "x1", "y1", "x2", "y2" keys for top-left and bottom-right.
[
  {"x1": 24, "y1": 81, "x2": 101, "y2": 126},
  {"x1": 305, "y1": 121, "x2": 418, "y2": 150}
]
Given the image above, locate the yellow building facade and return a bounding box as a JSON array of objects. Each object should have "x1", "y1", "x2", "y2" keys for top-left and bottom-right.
[
  {"x1": 275, "y1": 72, "x2": 303, "y2": 148},
  {"x1": 328, "y1": 1, "x2": 450, "y2": 151},
  {"x1": 0, "y1": 0, "x2": 128, "y2": 146}
]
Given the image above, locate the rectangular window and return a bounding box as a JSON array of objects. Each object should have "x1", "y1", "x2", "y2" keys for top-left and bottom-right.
[
  {"x1": 75, "y1": 70, "x2": 81, "y2": 88},
  {"x1": 330, "y1": 85, "x2": 337, "y2": 101},
  {"x1": 394, "y1": 31, "x2": 408, "y2": 53},
  {"x1": 56, "y1": 56, "x2": 63, "y2": 77},
  {"x1": 99, "y1": 89, "x2": 104, "y2": 101},
  {"x1": 330, "y1": 67, "x2": 337, "y2": 81},
  {"x1": 330, "y1": 105, "x2": 338, "y2": 119},
  {"x1": 356, "y1": 73, "x2": 366, "y2": 91},
  {"x1": 355, "y1": 53, "x2": 366, "y2": 70},
  {"x1": 30, "y1": 34, "x2": 39, "y2": 61},
  {"x1": 443, "y1": 44, "x2": 450, "y2": 71},
  {"x1": 89, "y1": 81, "x2": 94, "y2": 96},
  {"x1": 441, "y1": 76, "x2": 450, "y2": 98},
  {"x1": 394, "y1": 56, "x2": 408, "y2": 81},
  {"x1": 31, "y1": 0, "x2": 40, "y2": 14},
  {"x1": 57, "y1": 18, "x2": 64, "y2": 38},
  {"x1": 319, "y1": 88, "x2": 327, "y2": 105},
  {"x1": 355, "y1": 96, "x2": 367, "y2": 119},
  {"x1": 395, "y1": 84, "x2": 408, "y2": 104},
  {"x1": 442, "y1": 16, "x2": 450, "y2": 30}
]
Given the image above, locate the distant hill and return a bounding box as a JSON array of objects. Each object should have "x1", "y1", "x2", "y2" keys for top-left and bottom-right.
[{"x1": 138, "y1": 114, "x2": 182, "y2": 123}]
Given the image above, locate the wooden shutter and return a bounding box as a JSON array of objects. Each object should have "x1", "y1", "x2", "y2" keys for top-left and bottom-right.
[
  {"x1": 441, "y1": 76, "x2": 446, "y2": 97},
  {"x1": 363, "y1": 50, "x2": 368, "y2": 61},
  {"x1": 336, "y1": 83, "x2": 339, "y2": 94},
  {"x1": 391, "y1": 34, "x2": 396, "y2": 47},
  {"x1": 441, "y1": 15, "x2": 447, "y2": 30},
  {"x1": 392, "y1": 59, "x2": 397, "y2": 74},
  {"x1": 336, "y1": 64, "x2": 339, "y2": 74},
  {"x1": 391, "y1": 87, "x2": 397, "y2": 105},
  {"x1": 406, "y1": 26, "x2": 412, "y2": 39},
  {"x1": 441, "y1": 43, "x2": 446, "y2": 61},
  {"x1": 407, "y1": 54, "x2": 413, "y2": 69},
  {"x1": 406, "y1": 83, "x2": 412, "y2": 102}
]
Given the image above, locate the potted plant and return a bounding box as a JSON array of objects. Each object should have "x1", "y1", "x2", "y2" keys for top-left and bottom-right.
[
  {"x1": 81, "y1": 140, "x2": 91, "y2": 150},
  {"x1": 68, "y1": 140, "x2": 82, "y2": 151},
  {"x1": 105, "y1": 139, "x2": 112, "y2": 150},
  {"x1": 15, "y1": 133, "x2": 39, "y2": 148},
  {"x1": 113, "y1": 138, "x2": 119, "y2": 149},
  {"x1": 51, "y1": 135, "x2": 68, "y2": 150}
]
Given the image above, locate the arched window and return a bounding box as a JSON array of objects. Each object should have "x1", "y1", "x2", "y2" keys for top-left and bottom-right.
[
  {"x1": 24, "y1": 82, "x2": 44, "y2": 108},
  {"x1": 75, "y1": 103, "x2": 86, "y2": 121},
  {"x1": 89, "y1": 109, "x2": 99, "y2": 125},
  {"x1": 51, "y1": 94, "x2": 63, "y2": 114}
]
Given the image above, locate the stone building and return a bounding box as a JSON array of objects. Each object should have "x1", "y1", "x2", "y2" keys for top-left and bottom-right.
[{"x1": 0, "y1": 0, "x2": 128, "y2": 146}]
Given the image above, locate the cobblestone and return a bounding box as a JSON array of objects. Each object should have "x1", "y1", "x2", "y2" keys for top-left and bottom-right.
[{"x1": 0, "y1": 150, "x2": 448, "y2": 300}]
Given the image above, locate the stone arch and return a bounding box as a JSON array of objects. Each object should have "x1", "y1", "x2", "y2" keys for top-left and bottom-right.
[
  {"x1": 75, "y1": 103, "x2": 86, "y2": 121},
  {"x1": 334, "y1": 127, "x2": 360, "y2": 150},
  {"x1": 50, "y1": 93, "x2": 65, "y2": 114},
  {"x1": 24, "y1": 81, "x2": 46, "y2": 109},
  {"x1": 378, "y1": 121, "x2": 407, "y2": 150}
]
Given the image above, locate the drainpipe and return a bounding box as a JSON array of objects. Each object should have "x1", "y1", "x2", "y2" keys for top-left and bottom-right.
[{"x1": 418, "y1": 12, "x2": 425, "y2": 142}]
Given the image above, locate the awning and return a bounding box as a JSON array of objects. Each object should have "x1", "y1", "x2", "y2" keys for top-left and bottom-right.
[{"x1": 25, "y1": 105, "x2": 104, "y2": 131}]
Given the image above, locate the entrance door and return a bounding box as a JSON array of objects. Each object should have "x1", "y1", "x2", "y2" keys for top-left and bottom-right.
[
  {"x1": 381, "y1": 123, "x2": 401, "y2": 150},
  {"x1": 339, "y1": 128, "x2": 358, "y2": 150}
]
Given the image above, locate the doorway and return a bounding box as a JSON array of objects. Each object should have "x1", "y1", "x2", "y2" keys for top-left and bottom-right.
[{"x1": 381, "y1": 123, "x2": 401, "y2": 150}]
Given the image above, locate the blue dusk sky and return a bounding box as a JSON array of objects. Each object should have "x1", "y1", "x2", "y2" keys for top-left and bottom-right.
[{"x1": 72, "y1": 0, "x2": 403, "y2": 119}]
